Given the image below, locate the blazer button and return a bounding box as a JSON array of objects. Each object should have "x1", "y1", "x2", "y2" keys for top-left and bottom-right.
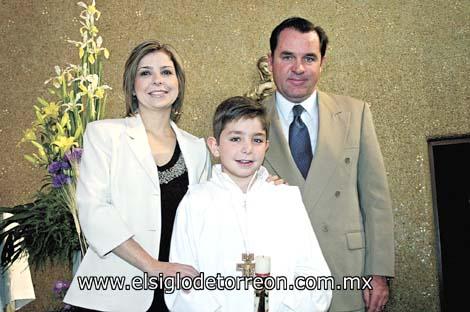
[
  {"x1": 345, "y1": 157, "x2": 350, "y2": 164},
  {"x1": 335, "y1": 191, "x2": 341, "y2": 197},
  {"x1": 321, "y1": 224, "x2": 329, "y2": 232}
]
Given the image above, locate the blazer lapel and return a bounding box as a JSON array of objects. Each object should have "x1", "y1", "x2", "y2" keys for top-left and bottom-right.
[
  {"x1": 264, "y1": 95, "x2": 305, "y2": 187},
  {"x1": 125, "y1": 115, "x2": 159, "y2": 188},
  {"x1": 171, "y1": 121, "x2": 200, "y2": 185},
  {"x1": 304, "y1": 91, "x2": 350, "y2": 209}
]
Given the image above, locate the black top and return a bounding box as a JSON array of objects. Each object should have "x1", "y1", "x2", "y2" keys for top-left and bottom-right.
[{"x1": 149, "y1": 142, "x2": 188, "y2": 312}]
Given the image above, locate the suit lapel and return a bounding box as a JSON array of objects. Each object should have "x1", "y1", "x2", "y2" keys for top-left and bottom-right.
[
  {"x1": 125, "y1": 115, "x2": 159, "y2": 188},
  {"x1": 304, "y1": 91, "x2": 350, "y2": 209},
  {"x1": 264, "y1": 96, "x2": 305, "y2": 187}
]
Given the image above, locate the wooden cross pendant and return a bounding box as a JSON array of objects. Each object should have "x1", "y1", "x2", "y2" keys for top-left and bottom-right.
[{"x1": 236, "y1": 253, "x2": 255, "y2": 277}]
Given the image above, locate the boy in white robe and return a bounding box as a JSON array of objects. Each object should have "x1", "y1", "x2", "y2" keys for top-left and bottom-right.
[{"x1": 166, "y1": 96, "x2": 332, "y2": 311}]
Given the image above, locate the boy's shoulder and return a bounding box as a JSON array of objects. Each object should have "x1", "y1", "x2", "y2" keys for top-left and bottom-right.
[
  {"x1": 180, "y1": 180, "x2": 228, "y2": 220},
  {"x1": 187, "y1": 179, "x2": 220, "y2": 194},
  {"x1": 261, "y1": 182, "x2": 302, "y2": 198},
  {"x1": 184, "y1": 180, "x2": 225, "y2": 203},
  {"x1": 256, "y1": 166, "x2": 302, "y2": 196},
  {"x1": 259, "y1": 184, "x2": 309, "y2": 224},
  {"x1": 258, "y1": 183, "x2": 306, "y2": 213}
]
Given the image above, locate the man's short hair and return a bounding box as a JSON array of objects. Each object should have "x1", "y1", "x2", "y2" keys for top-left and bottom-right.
[
  {"x1": 270, "y1": 17, "x2": 329, "y2": 58},
  {"x1": 212, "y1": 96, "x2": 269, "y2": 142}
]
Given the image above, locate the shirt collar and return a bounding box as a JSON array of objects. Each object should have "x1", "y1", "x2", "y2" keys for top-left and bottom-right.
[
  {"x1": 275, "y1": 90, "x2": 318, "y2": 122},
  {"x1": 211, "y1": 164, "x2": 270, "y2": 194}
]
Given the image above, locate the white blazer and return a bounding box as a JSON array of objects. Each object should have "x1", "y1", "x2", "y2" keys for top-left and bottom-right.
[{"x1": 64, "y1": 114, "x2": 211, "y2": 311}]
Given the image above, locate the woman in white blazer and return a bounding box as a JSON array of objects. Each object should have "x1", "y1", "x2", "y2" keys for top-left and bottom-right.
[{"x1": 64, "y1": 41, "x2": 210, "y2": 312}]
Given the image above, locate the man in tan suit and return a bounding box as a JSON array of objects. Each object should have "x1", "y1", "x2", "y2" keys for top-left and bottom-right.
[{"x1": 262, "y1": 17, "x2": 394, "y2": 312}]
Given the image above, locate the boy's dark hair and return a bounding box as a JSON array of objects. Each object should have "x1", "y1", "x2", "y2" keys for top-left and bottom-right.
[
  {"x1": 212, "y1": 96, "x2": 269, "y2": 142},
  {"x1": 270, "y1": 17, "x2": 329, "y2": 58}
]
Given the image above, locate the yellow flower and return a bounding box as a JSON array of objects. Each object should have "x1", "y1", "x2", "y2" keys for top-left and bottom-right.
[
  {"x1": 31, "y1": 141, "x2": 48, "y2": 162},
  {"x1": 18, "y1": 128, "x2": 36, "y2": 146},
  {"x1": 53, "y1": 135, "x2": 78, "y2": 155},
  {"x1": 95, "y1": 87, "x2": 105, "y2": 99},
  {"x1": 43, "y1": 102, "x2": 60, "y2": 119},
  {"x1": 88, "y1": 53, "x2": 96, "y2": 64},
  {"x1": 91, "y1": 26, "x2": 99, "y2": 35},
  {"x1": 78, "y1": 82, "x2": 88, "y2": 94},
  {"x1": 23, "y1": 128, "x2": 36, "y2": 142},
  {"x1": 87, "y1": 4, "x2": 96, "y2": 15},
  {"x1": 60, "y1": 112, "x2": 70, "y2": 128}
]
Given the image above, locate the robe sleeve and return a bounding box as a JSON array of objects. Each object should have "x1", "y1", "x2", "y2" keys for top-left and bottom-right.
[
  {"x1": 165, "y1": 191, "x2": 221, "y2": 312},
  {"x1": 280, "y1": 188, "x2": 332, "y2": 312}
]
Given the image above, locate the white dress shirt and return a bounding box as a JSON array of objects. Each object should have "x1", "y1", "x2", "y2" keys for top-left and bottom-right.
[{"x1": 275, "y1": 91, "x2": 319, "y2": 156}]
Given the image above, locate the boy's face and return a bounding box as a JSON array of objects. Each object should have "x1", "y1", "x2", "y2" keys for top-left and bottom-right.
[{"x1": 208, "y1": 117, "x2": 269, "y2": 190}]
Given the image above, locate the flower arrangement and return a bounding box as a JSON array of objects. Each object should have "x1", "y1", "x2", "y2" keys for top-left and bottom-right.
[{"x1": 0, "y1": 0, "x2": 110, "y2": 269}]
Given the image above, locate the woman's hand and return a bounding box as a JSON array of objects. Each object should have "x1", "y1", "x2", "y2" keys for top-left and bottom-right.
[
  {"x1": 153, "y1": 261, "x2": 199, "y2": 278},
  {"x1": 266, "y1": 175, "x2": 287, "y2": 185},
  {"x1": 112, "y1": 238, "x2": 199, "y2": 279}
]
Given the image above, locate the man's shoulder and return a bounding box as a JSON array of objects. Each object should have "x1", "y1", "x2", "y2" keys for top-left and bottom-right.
[{"x1": 319, "y1": 90, "x2": 365, "y2": 107}]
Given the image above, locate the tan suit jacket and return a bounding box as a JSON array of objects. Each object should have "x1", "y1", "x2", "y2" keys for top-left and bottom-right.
[{"x1": 262, "y1": 92, "x2": 394, "y2": 311}]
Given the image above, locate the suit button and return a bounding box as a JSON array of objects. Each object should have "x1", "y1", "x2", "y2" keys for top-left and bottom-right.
[
  {"x1": 335, "y1": 191, "x2": 341, "y2": 197},
  {"x1": 345, "y1": 157, "x2": 350, "y2": 164},
  {"x1": 321, "y1": 223, "x2": 329, "y2": 232}
]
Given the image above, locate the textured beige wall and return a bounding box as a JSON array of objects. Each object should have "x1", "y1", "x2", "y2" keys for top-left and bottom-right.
[{"x1": 1, "y1": 0, "x2": 469, "y2": 311}]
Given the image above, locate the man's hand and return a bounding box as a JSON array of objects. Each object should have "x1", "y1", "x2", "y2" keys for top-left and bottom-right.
[
  {"x1": 266, "y1": 175, "x2": 287, "y2": 185},
  {"x1": 363, "y1": 275, "x2": 390, "y2": 312}
]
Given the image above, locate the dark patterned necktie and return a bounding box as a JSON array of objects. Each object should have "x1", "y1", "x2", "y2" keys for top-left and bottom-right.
[{"x1": 289, "y1": 105, "x2": 313, "y2": 179}]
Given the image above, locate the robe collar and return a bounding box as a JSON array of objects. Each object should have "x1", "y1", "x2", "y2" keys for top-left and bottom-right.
[{"x1": 210, "y1": 164, "x2": 270, "y2": 195}]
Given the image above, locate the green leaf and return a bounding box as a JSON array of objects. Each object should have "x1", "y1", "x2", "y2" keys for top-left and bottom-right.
[
  {"x1": 24, "y1": 154, "x2": 37, "y2": 164},
  {"x1": 37, "y1": 97, "x2": 49, "y2": 107}
]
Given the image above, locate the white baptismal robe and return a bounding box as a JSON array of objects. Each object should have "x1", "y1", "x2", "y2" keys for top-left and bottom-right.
[{"x1": 167, "y1": 165, "x2": 332, "y2": 312}]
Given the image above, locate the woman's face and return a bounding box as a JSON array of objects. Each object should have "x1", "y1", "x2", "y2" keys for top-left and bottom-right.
[{"x1": 134, "y1": 51, "x2": 179, "y2": 113}]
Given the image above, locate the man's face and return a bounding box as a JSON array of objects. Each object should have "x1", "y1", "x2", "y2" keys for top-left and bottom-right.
[{"x1": 269, "y1": 28, "x2": 324, "y2": 103}]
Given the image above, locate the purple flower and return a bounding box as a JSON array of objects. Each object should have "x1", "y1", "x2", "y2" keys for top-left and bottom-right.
[
  {"x1": 48, "y1": 160, "x2": 70, "y2": 174},
  {"x1": 48, "y1": 161, "x2": 63, "y2": 174},
  {"x1": 52, "y1": 174, "x2": 71, "y2": 188},
  {"x1": 65, "y1": 148, "x2": 83, "y2": 163},
  {"x1": 60, "y1": 161, "x2": 71, "y2": 170},
  {"x1": 53, "y1": 280, "x2": 70, "y2": 294}
]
